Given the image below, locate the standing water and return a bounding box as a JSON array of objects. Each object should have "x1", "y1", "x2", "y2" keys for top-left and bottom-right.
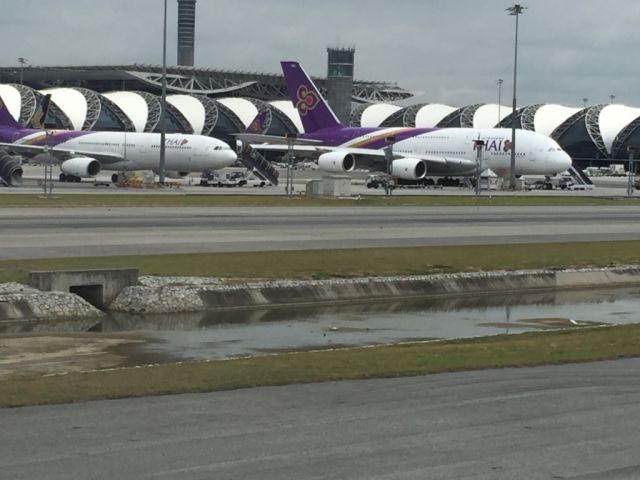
[{"x1": 97, "y1": 286, "x2": 640, "y2": 361}]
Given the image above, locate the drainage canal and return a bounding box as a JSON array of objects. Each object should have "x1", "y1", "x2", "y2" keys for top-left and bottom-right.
[{"x1": 3, "y1": 286, "x2": 639, "y2": 364}]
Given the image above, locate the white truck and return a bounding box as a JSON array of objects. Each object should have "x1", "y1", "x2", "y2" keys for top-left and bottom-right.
[
  {"x1": 199, "y1": 171, "x2": 247, "y2": 187},
  {"x1": 608, "y1": 164, "x2": 626, "y2": 176}
]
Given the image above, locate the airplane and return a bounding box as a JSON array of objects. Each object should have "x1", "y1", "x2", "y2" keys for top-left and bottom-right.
[
  {"x1": 237, "y1": 61, "x2": 573, "y2": 180},
  {"x1": 0, "y1": 95, "x2": 237, "y2": 184}
]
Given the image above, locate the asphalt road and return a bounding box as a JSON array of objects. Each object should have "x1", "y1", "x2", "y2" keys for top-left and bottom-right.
[
  {"x1": 2, "y1": 205, "x2": 640, "y2": 259},
  {"x1": 2, "y1": 359, "x2": 639, "y2": 479}
]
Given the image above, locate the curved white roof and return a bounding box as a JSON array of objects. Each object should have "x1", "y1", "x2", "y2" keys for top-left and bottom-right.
[
  {"x1": 269, "y1": 100, "x2": 304, "y2": 133},
  {"x1": 102, "y1": 91, "x2": 149, "y2": 132},
  {"x1": 414, "y1": 104, "x2": 457, "y2": 127},
  {"x1": 0, "y1": 85, "x2": 22, "y2": 122},
  {"x1": 533, "y1": 104, "x2": 581, "y2": 137},
  {"x1": 40, "y1": 88, "x2": 87, "y2": 130},
  {"x1": 471, "y1": 104, "x2": 511, "y2": 128},
  {"x1": 167, "y1": 95, "x2": 205, "y2": 135},
  {"x1": 360, "y1": 103, "x2": 401, "y2": 127},
  {"x1": 216, "y1": 97, "x2": 258, "y2": 128},
  {"x1": 599, "y1": 105, "x2": 640, "y2": 154}
]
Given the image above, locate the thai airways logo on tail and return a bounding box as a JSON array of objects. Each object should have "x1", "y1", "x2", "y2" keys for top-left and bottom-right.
[
  {"x1": 247, "y1": 107, "x2": 272, "y2": 134},
  {"x1": 295, "y1": 86, "x2": 320, "y2": 116},
  {"x1": 281, "y1": 61, "x2": 341, "y2": 133}
]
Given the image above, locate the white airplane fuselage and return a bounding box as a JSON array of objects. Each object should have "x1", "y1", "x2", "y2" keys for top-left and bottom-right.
[
  {"x1": 48, "y1": 131, "x2": 237, "y2": 173},
  {"x1": 331, "y1": 127, "x2": 573, "y2": 176}
]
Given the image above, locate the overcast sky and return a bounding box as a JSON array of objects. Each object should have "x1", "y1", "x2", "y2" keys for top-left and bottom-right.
[{"x1": 2, "y1": 0, "x2": 640, "y2": 107}]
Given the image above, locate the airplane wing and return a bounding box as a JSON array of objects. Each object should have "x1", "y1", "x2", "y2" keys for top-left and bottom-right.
[
  {"x1": 248, "y1": 142, "x2": 475, "y2": 170},
  {"x1": 0, "y1": 142, "x2": 126, "y2": 165},
  {"x1": 235, "y1": 133, "x2": 323, "y2": 145}
]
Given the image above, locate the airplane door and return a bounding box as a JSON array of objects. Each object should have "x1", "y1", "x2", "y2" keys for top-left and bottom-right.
[{"x1": 533, "y1": 147, "x2": 542, "y2": 162}]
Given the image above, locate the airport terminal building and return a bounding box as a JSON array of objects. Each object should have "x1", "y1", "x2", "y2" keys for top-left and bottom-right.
[{"x1": 1, "y1": 64, "x2": 640, "y2": 167}]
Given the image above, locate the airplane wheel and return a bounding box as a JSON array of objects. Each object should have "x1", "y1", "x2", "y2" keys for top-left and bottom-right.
[
  {"x1": 111, "y1": 174, "x2": 119, "y2": 183},
  {"x1": 59, "y1": 173, "x2": 67, "y2": 182}
]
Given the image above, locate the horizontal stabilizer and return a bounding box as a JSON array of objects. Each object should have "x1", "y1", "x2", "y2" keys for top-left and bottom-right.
[{"x1": 0, "y1": 141, "x2": 126, "y2": 165}]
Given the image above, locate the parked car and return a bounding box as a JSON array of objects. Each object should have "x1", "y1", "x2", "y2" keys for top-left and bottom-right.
[{"x1": 245, "y1": 174, "x2": 272, "y2": 188}]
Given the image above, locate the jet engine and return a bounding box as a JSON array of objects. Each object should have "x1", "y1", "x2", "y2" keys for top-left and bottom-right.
[
  {"x1": 317, "y1": 152, "x2": 355, "y2": 173},
  {"x1": 391, "y1": 158, "x2": 427, "y2": 180},
  {"x1": 60, "y1": 157, "x2": 101, "y2": 178},
  {"x1": 0, "y1": 152, "x2": 23, "y2": 186}
]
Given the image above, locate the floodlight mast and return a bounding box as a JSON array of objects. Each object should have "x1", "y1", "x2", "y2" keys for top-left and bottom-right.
[
  {"x1": 159, "y1": 0, "x2": 168, "y2": 184},
  {"x1": 497, "y1": 78, "x2": 504, "y2": 125},
  {"x1": 507, "y1": 3, "x2": 526, "y2": 190},
  {"x1": 17, "y1": 57, "x2": 28, "y2": 85}
]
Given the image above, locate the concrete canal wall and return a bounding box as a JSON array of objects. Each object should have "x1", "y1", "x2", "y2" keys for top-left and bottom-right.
[
  {"x1": 2, "y1": 267, "x2": 640, "y2": 321},
  {"x1": 109, "y1": 266, "x2": 640, "y2": 314}
]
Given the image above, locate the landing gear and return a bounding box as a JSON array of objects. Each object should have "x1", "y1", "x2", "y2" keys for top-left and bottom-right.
[{"x1": 59, "y1": 173, "x2": 81, "y2": 183}]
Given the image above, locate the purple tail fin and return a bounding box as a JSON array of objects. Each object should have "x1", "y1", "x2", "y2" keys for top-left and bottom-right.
[
  {"x1": 246, "y1": 106, "x2": 272, "y2": 134},
  {"x1": 0, "y1": 95, "x2": 21, "y2": 129},
  {"x1": 281, "y1": 61, "x2": 342, "y2": 133}
]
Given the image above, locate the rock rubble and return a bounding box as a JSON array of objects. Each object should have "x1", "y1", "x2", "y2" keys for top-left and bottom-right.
[{"x1": 0, "y1": 283, "x2": 104, "y2": 321}]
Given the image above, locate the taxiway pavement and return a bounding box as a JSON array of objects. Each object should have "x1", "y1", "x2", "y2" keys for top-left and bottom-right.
[
  {"x1": 2, "y1": 359, "x2": 639, "y2": 479},
  {"x1": 1, "y1": 205, "x2": 640, "y2": 259}
]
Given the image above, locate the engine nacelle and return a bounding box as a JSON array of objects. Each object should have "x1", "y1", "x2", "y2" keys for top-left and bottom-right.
[
  {"x1": 60, "y1": 157, "x2": 101, "y2": 178},
  {"x1": 317, "y1": 151, "x2": 355, "y2": 173},
  {"x1": 0, "y1": 152, "x2": 23, "y2": 186},
  {"x1": 391, "y1": 158, "x2": 427, "y2": 180}
]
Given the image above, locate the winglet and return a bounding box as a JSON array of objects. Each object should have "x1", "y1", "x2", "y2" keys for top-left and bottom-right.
[
  {"x1": 280, "y1": 61, "x2": 342, "y2": 133},
  {"x1": 30, "y1": 94, "x2": 52, "y2": 129}
]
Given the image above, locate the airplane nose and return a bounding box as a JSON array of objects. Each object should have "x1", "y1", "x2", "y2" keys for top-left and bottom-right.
[
  {"x1": 560, "y1": 151, "x2": 572, "y2": 171},
  {"x1": 225, "y1": 149, "x2": 238, "y2": 165}
]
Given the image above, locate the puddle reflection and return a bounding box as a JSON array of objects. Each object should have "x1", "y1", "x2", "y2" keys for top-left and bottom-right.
[{"x1": 3, "y1": 286, "x2": 640, "y2": 362}]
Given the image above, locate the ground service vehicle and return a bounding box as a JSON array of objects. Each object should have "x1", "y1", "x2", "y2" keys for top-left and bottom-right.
[{"x1": 199, "y1": 171, "x2": 247, "y2": 187}]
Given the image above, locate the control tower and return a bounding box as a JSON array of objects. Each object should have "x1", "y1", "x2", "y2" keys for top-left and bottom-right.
[
  {"x1": 177, "y1": 0, "x2": 197, "y2": 66},
  {"x1": 326, "y1": 47, "x2": 355, "y2": 125}
]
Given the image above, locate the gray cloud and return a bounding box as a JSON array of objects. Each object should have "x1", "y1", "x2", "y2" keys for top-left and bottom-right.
[{"x1": 2, "y1": 0, "x2": 640, "y2": 107}]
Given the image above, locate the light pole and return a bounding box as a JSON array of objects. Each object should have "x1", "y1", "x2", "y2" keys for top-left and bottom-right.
[
  {"x1": 285, "y1": 132, "x2": 297, "y2": 197},
  {"x1": 474, "y1": 138, "x2": 485, "y2": 196},
  {"x1": 628, "y1": 147, "x2": 635, "y2": 197},
  {"x1": 158, "y1": 0, "x2": 168, "y2": 184},
  {"x1": 17, "y1": 57, "x2": 28, "y2": 85},
  {"x1": 497, "y1": 79, "x2": 504, "y2": 125},
  {"x1": 384, "y1": 135, "x2": 396, "y2": 196},
  {"x1": 609, "y1": 94, "x2": 616, "y2": 104},
  {"x1": 506, "y1": 3, "x2": 526, "y2": 190}
]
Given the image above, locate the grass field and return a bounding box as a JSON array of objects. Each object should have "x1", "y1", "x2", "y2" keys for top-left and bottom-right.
[
  {"x1": 2, "y1": 193, "x2": 640, "y2": 208},
  {"x1": 2, "y1": 324, "x2": 640, "y2": 407},
  {"x1": 2, "y1": 240, "x2": 640, "y2": 284}
]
